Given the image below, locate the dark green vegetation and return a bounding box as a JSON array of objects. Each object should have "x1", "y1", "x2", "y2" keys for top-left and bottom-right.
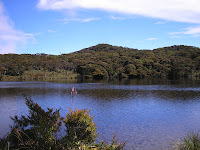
[
  {"x1": 1, "y1": 44, "x2": 200, "y2": 81},
  {"x1": 0, "y1": 97, "x2": 125, "y2": 150}
]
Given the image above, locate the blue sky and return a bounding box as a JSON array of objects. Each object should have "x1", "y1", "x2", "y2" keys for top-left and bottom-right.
[{"x1": 1, "y1": 0, "x2": 200, "y2": 54}]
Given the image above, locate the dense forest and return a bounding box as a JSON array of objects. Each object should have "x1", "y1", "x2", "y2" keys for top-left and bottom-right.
[{"x1": 1, "y1": 44, "x2": 200, "y2": 81}]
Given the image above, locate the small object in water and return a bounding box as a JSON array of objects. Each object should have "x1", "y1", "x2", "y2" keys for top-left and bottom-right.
[{"x1": 71, "y1": 86, "x2": 77, "y2": 95}]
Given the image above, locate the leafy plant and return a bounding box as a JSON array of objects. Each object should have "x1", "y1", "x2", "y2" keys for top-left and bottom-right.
[
  {"x1": 63, "y1": 108, "x2": 98, "y2": 149},
  {"x1": 9, "y1": 96, "x2": 64, "y2": 149}
]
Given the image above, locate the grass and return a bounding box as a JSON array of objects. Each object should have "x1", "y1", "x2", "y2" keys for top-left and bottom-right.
[{"x1": 172, "y1": 133, "x2": 200, "y2": 150}]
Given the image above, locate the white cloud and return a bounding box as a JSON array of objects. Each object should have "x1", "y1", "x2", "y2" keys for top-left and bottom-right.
[
  {"x1": 62, "y1": 17, "x2": 100, "y2": 24},
  {"x1": 37, "y1": 0, "x2": 200, "y2": 23},
  {"x1": 0, "y1": 1, "x2": 38, "y2": 54},
  {"x1": 48, "y1": 29, "x2": 56, "y2": 33},
  {"x1": 110, "y1": 15, "x2": 136, "y2": 20},
  {"x1": 110, "y1": 15, "x2": 127, "y2": 20},
  {"x1": 24, "y1": 33, "x2": 40, "y2": 36},
  {"x1": 169, "y1": 26, "x2": 200, "y2": 36},
  {"x1": 154, "y1": 21, "x2": 167, "y2": 24},
  {"x1": 145, "y1": 38, "x2": 158, "y2": 41}
]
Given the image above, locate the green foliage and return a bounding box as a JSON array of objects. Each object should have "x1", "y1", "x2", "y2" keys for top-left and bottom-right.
[
  {"x1": 0, "y1": 132, "x2": 11, "y2": 150},
  {"x1": 0, "y1": 97, "x2": 125, "y2": 150},
  {"x1": 63, "y1": 108, "x2": 98, "y2": 148},
  {"x1": 97, "y1": 133, "x2": 125, "y2": 150},
  {"x1": 9, "y1": 97, "x2": 64, "y2": 149},
  {"x1": 173, "y1": 133, "x2": 200, "y2": 150},
  {"x1": 1, "y1": 44, "x2": 200, "y2": 80}
]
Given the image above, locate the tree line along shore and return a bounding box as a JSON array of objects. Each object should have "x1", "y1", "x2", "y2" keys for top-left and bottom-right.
[{"x1": 1, "y1": 44, "x2": 200, "y2": 81}]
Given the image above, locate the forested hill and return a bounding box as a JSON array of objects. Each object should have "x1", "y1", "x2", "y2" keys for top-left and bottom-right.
[{"x1": 1, "y1": 44, "x2": 200, "y2": 81}]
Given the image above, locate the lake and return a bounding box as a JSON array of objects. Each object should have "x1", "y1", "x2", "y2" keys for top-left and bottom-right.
[{"x1": 0, "y1": 79, "x2": 200, "y2": 150}]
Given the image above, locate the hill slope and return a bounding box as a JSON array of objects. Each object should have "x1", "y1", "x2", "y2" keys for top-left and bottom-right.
[{"x1": 1, "y1": 44, "x2": 200, "y2": 80}]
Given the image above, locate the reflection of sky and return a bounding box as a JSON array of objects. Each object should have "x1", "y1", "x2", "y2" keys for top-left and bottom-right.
[
  {"x1": 0, "y1": 94, "x2": 28, "y2": 138},
  {"x1": 0, "y1": 80, "x2": 200, "y2": 150}
]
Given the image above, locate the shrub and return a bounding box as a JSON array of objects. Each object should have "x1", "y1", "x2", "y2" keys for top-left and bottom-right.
[
  {"x1": 173, "y1": 133, "x2": 200, "y2": 150},
  {"x1": 0, "y1": 97, "x2": 125, "y2": 150},
  {"x1": 9, "y1": 97, "x2": 64, "y2": 149},
  {"x1": 97, "y1": 133, "x2": 125, "y2": 150},
  {"x1": 63, "y1": 108, "x2": 98, "y2": 148}
]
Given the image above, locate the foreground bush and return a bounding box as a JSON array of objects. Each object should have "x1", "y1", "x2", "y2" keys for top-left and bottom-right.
[
  {"x1": 63, "y1": 108, "x2": 98, "y2": 148},
  {"x1": 0, "y1": 97, "x2": 125, "y2": 150},
  {"x1": 4, "y1": 97, "x2": 64, "y2": 149},
  {"x1": 173, "y1": 133, "x2": 200, "y2": 150},
  {"x1": 97, "y1": 133, "x2": 125, "y2": 150}
]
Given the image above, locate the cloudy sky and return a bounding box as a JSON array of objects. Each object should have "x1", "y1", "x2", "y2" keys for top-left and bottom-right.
[{"x1": 1, "y1": 0, "x2": 200, "y2": 54}]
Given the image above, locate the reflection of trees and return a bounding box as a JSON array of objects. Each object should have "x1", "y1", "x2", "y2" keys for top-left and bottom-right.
[
  {"x1": 78, "y1": 88, "x2": 200, "y2": 102},
  {"x1": 113, "y1": 78, "x2": 200, "y2": 86},
  {"x1": 0, "y1": 87, "x2": 66, "y2": 99},
  {"x1": 0, "y1": 81, "x2": 199, "y2": 104},
  {"x1": 152, "y1": 90, "x2": 200, "y2": 101},
  {"x1": 79, "y1": 89, "x2": 134, "y2": 101}
]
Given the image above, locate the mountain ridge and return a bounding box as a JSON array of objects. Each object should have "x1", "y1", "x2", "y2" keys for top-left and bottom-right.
[{"x1": 74, "y1": 44, "x2": 200, "y2": 55}]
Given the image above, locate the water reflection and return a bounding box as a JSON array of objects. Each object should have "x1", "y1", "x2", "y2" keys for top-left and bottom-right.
[
  {"x1": 0, "y1": 79, "x2": 200, "y2": 150},
  {"x1": 79, "y1": 88, "x2": 200, "y2": 102}
]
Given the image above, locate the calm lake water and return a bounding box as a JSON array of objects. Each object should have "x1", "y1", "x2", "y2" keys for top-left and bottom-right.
[{"x1": 1, "y1": 79, "x2": 200, "y2": 150}]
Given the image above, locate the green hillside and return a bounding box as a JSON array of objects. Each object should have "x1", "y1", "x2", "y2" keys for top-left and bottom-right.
[{"x1": 1, "y1": 44, "x2": 200, "y2": 81}]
